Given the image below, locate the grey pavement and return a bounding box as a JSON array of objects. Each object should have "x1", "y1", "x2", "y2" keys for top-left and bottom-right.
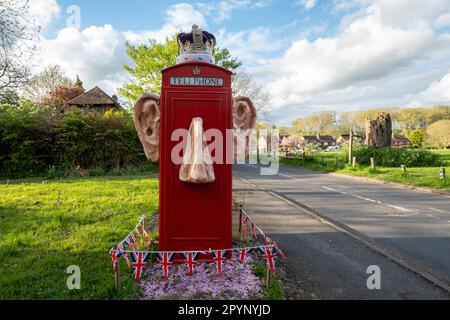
[{"x1": 233, "y1": 164, "x2": 450, "y2": 299}]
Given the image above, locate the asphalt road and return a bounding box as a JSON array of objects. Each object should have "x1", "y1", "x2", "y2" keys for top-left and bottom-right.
[{"x1": 233, "y1": 164, "x2": 450, "y2": 299}]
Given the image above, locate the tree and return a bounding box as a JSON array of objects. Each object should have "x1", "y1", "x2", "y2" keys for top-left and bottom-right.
[
  {"x1": 426, "y1": 120, "x2": 450, "y2": 149},
  {"x1": 41, "y1": 82, "x2": 85, "y2": 110},
  {"x1": 408, "y1": 129, "x2": 425, "y2": 148},
  {"x1": 0, "y1": 0, "x2": 39, "y2": 96},
  {"x1": 24, "y1": 65, "x2": 72, "y2": 104},
  {"x1": 119, "y1": 34, "x2": 242, "y2": 107},
  {"x1": 232, "y1": 72, "x2": 271, "y2": 114},
  {"x1": 365, "y1": 112, "x2": 392, "y2": 148},
  {"x1": 291, "y1": 111, "x2": 337, "y2": 136},
  {"x1": 0, "y1": 89, "x2": 19, "y2": 106}
]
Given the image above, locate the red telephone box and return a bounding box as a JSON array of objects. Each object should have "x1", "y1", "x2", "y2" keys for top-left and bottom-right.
[{"x1": 159, "y1": 62, "x2": 233, "y2": 252}]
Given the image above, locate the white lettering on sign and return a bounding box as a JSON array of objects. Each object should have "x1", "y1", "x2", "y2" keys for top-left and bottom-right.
[{"x1": 170, "y1": 77, "x2": 224, "y2": 86}]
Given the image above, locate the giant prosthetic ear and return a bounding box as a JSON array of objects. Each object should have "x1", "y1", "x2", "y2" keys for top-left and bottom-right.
[
  {"x1": 233, "y1": 96, "x2": 257, "y2": 133},
  {"x1": 133, "y1": 93, "x2": 161, "y2": 163},
  {"x1": 233, "y1": 96, "x2": 257, "y2": 160}
]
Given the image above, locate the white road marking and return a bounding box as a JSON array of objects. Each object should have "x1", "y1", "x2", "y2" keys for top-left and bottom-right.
[
  {"x1": 321, "y1": 185, "x2": 414, "y2": 213},
  {"x1": 244, "y1": 164, "x2": 447, "y2": 219},
  {"x1": 429, "y1": 207, "x2": 446, "y2": 214}
]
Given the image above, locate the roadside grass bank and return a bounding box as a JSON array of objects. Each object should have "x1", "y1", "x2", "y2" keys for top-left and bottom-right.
[
  {"x1": 0, "y1": 176, "x2": 158, "y2": 299},
  {"x1": 280, "y1": 149, "x2": 450, "y2": 193}
]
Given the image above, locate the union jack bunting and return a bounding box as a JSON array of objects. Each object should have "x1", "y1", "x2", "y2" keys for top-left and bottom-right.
[
  {"x1": 157, "y1": 252, "x2": 174, "y2": 280},
  {"x1": 259, "y1": 246, "x2": 277, "y2": 272},
  {"x1": 130, "y1": 251, "x2": 150, "y2": 283},
  {"x1": 117, "y1": 243, "x2": 130, "y2": 267},
  {"x1": 130, "y1": 232, "x2": 138, "y2": 249},
  {"x1": 265, "y1": 237, "x2": 286, "y2": 260},
  {"x1": 241, "y1": 216, "x2": 248, "y2": 235},
  {"x1": 234, "y1": 248, "x2": 251, "y2": 264},
  {"x1": 123, "y1": 237, "x2": 135, "y2": 252},
  {"x1": 110, "y1": 249, "x2": 120, "y2": 272},
  {"x1": 182, "y1": 252, "x2": 201, "y2": 276},
  {"x1": 134, "y1": 226, "x2": 141, "y2": 240},
  {"x1": 211, "y1": 250, "x2": 228, "y2": 275}
]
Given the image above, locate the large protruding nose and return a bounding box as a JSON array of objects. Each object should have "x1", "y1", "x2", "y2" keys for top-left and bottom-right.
[{"x1": 179, "y1": 117, "x2": 215, "y2": 184}]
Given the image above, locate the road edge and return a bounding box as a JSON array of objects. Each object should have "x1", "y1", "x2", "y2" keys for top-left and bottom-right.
[{"x1": 328, "y1": 172, "x2": 450, "y2": 197}]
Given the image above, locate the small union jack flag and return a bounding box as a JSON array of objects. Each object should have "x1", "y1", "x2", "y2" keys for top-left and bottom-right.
[
  {"x1": 182, "y1": 252, "x2": 201, "y2": 276},
  {"x1": 265, "y1": 237, "x2": 286, "y2": 260},
  {"x1": 130, "y1": 232, "x2": 138, "y2": 250},
  {"x1": 211, "y1": 250, "x2": 228, "y2": 275},
  {"x1": 234, "y1": 248, "x2": 251, "y2": 264},
  {"x1": 157, "y1": 252, "x2": 174, "y2": 280},
  {"x1": 123, "y1": 237, "x2": 135, "y2": 252},
  {"x1": 110, "y1": 249, "x2": 120, "y2": 272},
  {"x1": 259, "y1": 246, "x2": 277, "y2": 272},
  {"x1": 117, "y1": 243, "x2": 130, "y2": 267},
  {"x1": 130, "y1": 251, "x2": 150, "y2": 283}
]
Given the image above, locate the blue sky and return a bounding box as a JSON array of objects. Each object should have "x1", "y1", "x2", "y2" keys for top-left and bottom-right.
[{"x1": 30, "y1": 0, "x2": 450, "y2": 125}]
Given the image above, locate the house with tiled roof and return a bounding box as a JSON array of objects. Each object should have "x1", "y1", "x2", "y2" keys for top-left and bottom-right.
[
  {"x1": 67, "y1": 86, "x2": 122, "y2": 112},
  {"x1": 391, "y1": 134, "x2": 412, "y2": 148},
  {"x1": 299, "y1": 134, "x2": 336, "y2": 148}
]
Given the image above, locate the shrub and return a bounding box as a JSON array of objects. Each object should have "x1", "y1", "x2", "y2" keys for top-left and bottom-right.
[
  {"x1": 352, "y1": 147, "x2": 440, "y2": 167},
  {"x1": 0, "y1": 103, "x2": 148, "y2": 179}
]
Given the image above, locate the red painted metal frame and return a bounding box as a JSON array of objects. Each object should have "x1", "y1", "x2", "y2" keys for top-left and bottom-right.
[{"x1": 159, "y1": 62, "x2": 233, "y2": 252}]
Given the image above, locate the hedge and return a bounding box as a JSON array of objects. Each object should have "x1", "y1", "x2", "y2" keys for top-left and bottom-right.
[
  {"x1": 351, "y1": 147, "x2": 441, "y2": 167},
  {"x1": 0, "y1": 103, "x2": 148, "y2": 179}
]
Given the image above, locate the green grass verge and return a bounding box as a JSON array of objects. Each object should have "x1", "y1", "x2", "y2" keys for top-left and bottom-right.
[
  {"x1": 251, "y1": 262, "x2": 285, "y2": 300},
  {"x1": 0, "y1": 176, "x2": 158, "y2": 299},
  {"x1": 280, "y1": 149, "x2": 450, "y2": 192}
]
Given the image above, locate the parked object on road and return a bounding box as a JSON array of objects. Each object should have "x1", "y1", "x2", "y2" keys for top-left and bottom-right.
[{"x1": 325, "y1": 146, "x2": 341, "y2": 152}]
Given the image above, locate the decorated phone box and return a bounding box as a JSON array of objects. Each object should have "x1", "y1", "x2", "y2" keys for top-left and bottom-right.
[{"x1": 133, "y1": 25, "x2": 256, "y2": 253}]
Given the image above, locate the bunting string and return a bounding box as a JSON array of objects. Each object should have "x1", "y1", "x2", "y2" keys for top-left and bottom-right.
[{"x1": 110, "y1": 211, "x2": 285, "y2": 282}]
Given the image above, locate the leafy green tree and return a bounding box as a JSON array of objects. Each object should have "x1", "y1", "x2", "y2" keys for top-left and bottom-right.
[
  {"x1": 408, "y1": 129, "x2": 425, "y2": 148},
  {"x1": 426, "y1": 120, "x2": 450, "y2": 149},
  {"x1": 119, "y1": 35, "x2": 241, "y2": 107},
  {"x1": 24, "y1": 65, "x2": 72, "y2": 104}
]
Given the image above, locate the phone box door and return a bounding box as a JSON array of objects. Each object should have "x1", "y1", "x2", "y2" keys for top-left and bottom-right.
[{"x1": 159, "y1": 62, "x2": 232, "y2": 251}]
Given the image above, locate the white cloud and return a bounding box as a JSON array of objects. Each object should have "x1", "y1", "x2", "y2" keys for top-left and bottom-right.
[
  {"x1": 125, "y1": 3, "x2": 207, "y2": 44},
  {"x1": 216, "y1": 27, "x2": 285, "y2": 65},
  {"x1": 37, "y1": 25, "x2": 129, "y2": 94},
  {"x1": 246, "y1": 0, "x2": 450, "y2": 124},
  {"x1": 296, "y1": 0, "x2": 317, "y2": 11},
  {"x1": 416, "y1": 69, "x2": 450, "y2": 104},
  {"x1": 435, "y1": 12, "x2": 450, "y2": 28},
  {"x1": 196, "y1": 0, "x2": 272, "y2": 23},
  {"x1": 28, "y1": 0, "x2": 61, "y2": 30},
  {"x1": 35, "y1": 3, "x2": 208, "y2": 94}
]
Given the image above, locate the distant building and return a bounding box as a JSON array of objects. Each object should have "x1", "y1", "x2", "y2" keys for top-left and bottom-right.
[
  {"x1": 336, "y1": 133, "x2": 363, "y2": 145},
  {"x1": 300, "y1": 134, "x2": 336, "y2": 148},
  {"x1": 67, "y1": 86, "x2": 122, "y2": 112},
  {"x1": 391, "y1": 134, "x2": 412, "y2": 148}
]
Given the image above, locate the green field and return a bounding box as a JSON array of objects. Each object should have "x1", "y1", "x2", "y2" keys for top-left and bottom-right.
[
  {"x1": 280, "y1": 149, "x2": 450, "y2": 192},
  {"x1": 0, "y1": 176, "x2": 158, "y2": 299}
]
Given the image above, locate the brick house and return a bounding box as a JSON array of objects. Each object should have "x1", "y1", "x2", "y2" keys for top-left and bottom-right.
[{"x1": 300, "y1": 134, "x2": 336, "y2": 148}]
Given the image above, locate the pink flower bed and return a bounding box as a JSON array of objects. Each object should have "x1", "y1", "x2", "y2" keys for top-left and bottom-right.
[{"x1": 139, "y1": 257, "x2": 263, "y2": 300}]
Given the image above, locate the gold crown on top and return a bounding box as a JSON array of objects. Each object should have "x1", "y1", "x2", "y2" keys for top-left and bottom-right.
[{"x1": 177, "y1": 25, "x2": 216, "y2": 56}]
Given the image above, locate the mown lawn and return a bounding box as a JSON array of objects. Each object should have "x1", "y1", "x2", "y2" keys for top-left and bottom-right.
[
  {"x1": 0, "y1": 176, "x2": 158, "y2": 299},
  {"x1": 280, "y1": 149, "x2": 450, "y2": 192}
]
